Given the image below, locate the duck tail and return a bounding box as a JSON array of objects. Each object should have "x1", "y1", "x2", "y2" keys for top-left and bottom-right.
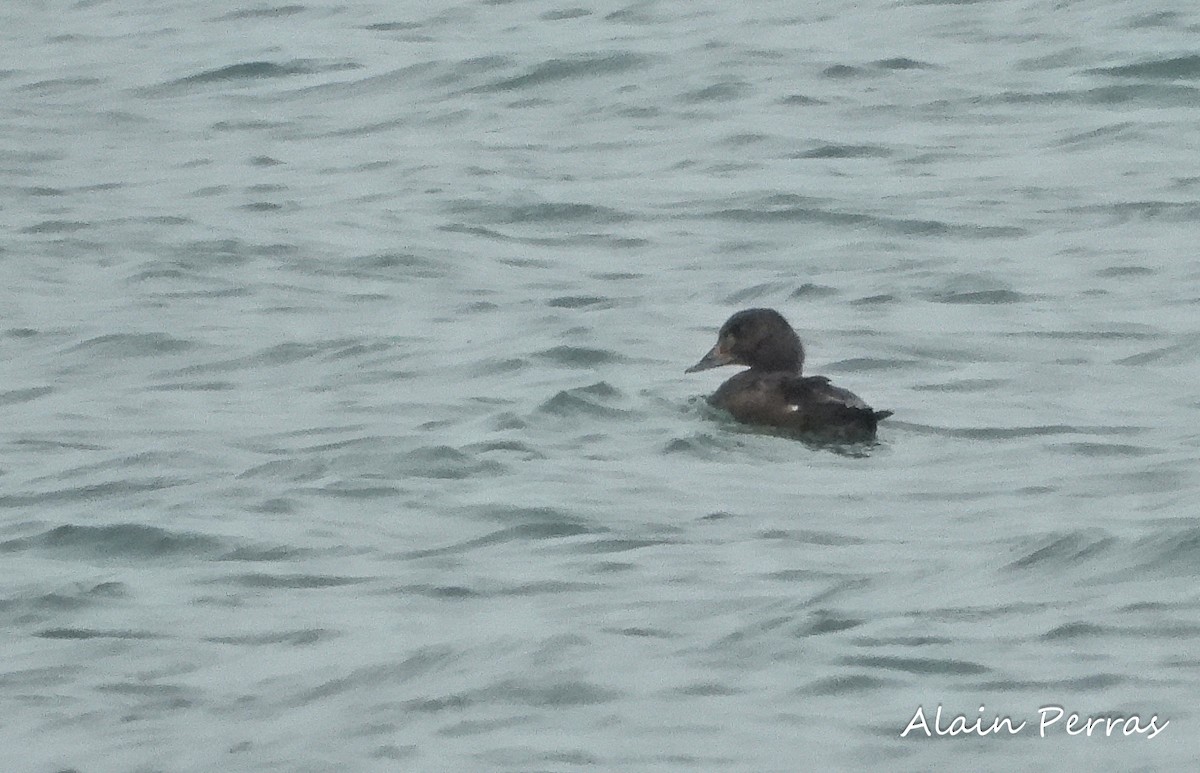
[{"x1": 874, "y1": 410, "x2": 894, "y2": 421}]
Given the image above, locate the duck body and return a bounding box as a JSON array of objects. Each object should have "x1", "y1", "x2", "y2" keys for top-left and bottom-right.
[{"x1": 687, "y1": 308, "x2": 890, "y2": 442}]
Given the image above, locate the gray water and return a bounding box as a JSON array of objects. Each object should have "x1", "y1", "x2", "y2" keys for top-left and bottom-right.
[{"x1": 3, "y1": 0, "x2": 1200, "y2": 770}]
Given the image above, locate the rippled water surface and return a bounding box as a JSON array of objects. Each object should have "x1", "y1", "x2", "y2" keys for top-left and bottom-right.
[{"x1": 4, "y1": 0, "x2": 1200, "y2": 770}]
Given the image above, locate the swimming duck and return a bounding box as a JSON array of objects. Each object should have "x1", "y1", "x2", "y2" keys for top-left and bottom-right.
[{"x1": 686, "y1": 308, "x2": 891, "y2": 442}]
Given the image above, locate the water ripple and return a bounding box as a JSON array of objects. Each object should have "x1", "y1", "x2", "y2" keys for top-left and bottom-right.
[
  {"x1": 1, "y1": 524, "x2": 224, "y2": 559},
  {"x1": 167, "y1": 59, "x2": 362, "y2": 88},
  {"x1": 400, "y1": 522, "x2": 599, "y2": 559},
  {"x1": 470, "y1": 52, "x2": 649, "y2": 92},
  {"x1": 1091, "y1": 55, "x2": 1200, "y2": 79}
]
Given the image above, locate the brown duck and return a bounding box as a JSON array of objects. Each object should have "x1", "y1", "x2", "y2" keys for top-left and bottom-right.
[{"x1": 686, "y1": 308, "x2": 891, "y2": 442}]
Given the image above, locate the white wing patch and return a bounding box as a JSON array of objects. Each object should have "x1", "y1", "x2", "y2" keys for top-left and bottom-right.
[{"x1": 788, "y1": 404, "x2": 801, "y2": 412}]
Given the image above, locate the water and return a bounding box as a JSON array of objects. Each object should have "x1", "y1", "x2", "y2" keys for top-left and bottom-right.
[{"x1": 3, "y1": 0, "x2": 1199, "y2": 770}]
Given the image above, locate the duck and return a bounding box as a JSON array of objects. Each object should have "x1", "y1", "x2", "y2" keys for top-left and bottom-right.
[{"x1": 685, "y1": 308, "x2": 891, "y2": 442}]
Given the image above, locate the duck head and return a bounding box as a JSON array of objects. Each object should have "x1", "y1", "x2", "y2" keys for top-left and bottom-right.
[{"x1": 685, "y1": 308, "x2": 805, "y2": 374}]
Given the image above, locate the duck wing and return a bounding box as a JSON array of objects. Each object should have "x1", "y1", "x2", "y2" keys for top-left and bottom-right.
[
  {"x1": 786, "y1": 375, "x2": 891, "y2": 415},
  {"x1": 780, "y1": 375, "x2": 892, "y2": 439}
]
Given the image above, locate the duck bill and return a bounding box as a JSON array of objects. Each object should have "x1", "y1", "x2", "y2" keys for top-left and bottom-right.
[{"x1": 685, "y1": 344, "x2": 734, "y2": 373}]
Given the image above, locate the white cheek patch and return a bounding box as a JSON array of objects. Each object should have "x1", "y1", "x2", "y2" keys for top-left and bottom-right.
[{"x1": 788, "y1": 404, "x2": 800, "y2": 412}]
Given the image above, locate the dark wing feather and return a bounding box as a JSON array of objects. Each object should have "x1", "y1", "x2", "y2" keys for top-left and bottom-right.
[
  {"x1": 781, "y1": 375, "x2": 889, "y2": 440},
  {"x1": 707, "y1": 371, "x2": 890, "y2": 442}
]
